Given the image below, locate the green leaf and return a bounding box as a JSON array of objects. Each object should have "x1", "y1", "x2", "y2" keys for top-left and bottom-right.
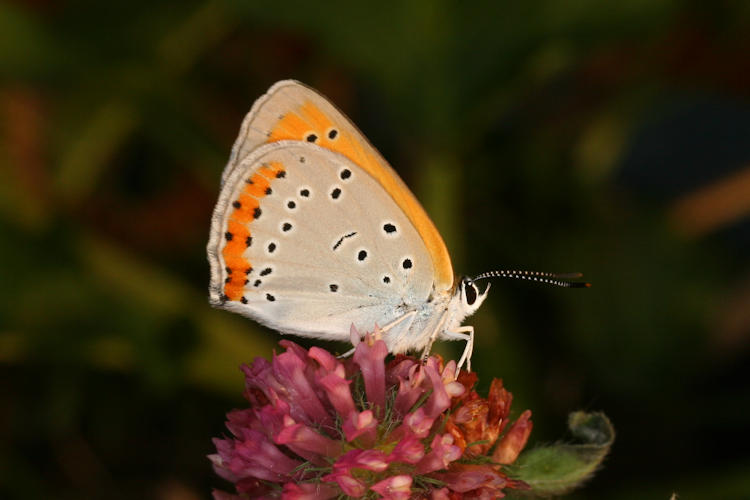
[{"x1": 508, "y1": 411, "x2": 615, "y2": 497}]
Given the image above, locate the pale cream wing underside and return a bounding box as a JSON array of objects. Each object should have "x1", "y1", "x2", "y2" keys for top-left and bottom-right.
[{"x1": 208, "y1": 142, "x2": 434, "y2": 341}]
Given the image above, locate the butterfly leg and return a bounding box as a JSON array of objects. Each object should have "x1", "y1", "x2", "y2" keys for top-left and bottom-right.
[
  {"x1": 442, "y1": 326, "x2": 474, "y2": 374},
  {"x1": 338, "y1": 346, "x2": 356, "y2": 358},
  {"x1": 420, "y1": 311, "x2": 449, "y2": 364},
  {"x1": 380, "y1": 310, "x2": 417, "y2": 334}
]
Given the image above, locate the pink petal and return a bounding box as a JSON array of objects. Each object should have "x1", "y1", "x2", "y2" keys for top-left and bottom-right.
[
  {"x1": 211, "y1": 429, "x2": 302, "y2": 483},
  {"x1": 430, "y1": 488, "x2": 451, "y2": 500},
  {"x1": 422, "y1": 362, "x2": 452, "y2": 418},
  {"x1": 254, "y1": 401, "x2": 289, "y2": 439},
  {"x1": 235, "y1": 477, "x2": 276, "y2": 498},
  {"x1": 439, "y1": 359, "x2": 459, "y2": 384},
  {"x1": 273, "y1": 351, "x2": 331, "y2": 426},
  {"x1": 208, "y1": 452, "x2": 236, "y2": 483},
  {"x1": 211, "y1": 437, "x2": 235, "y2": 464},
  {"x1": 473, "y1": 487, "x2": 504, "y2": 500},
  {"x1": 334, "y1": 449, "x2": 389, "y2": 472},
  {"x1": 318, "y1": 372, "x2": 356, "y2": 419},
  {"x1": 370, "y1": 475, "x2": 413, "y2": 500},
  {"x1": 275, "y1": 416, "x2": 343, "y2": 459},
  {"x1": 241, "y1": 358, "x2": 275, "y2": 405},
  {"x1": 398, "y1": 407, "x2": 435, "y2": 439},
  {"x1": 352, "y1": 335, "x2": 388, "y2": 413},
  {"x1": 282, "y1": 482, "x2": 338, "y2": 500},
  {"x1": 416, "y1": 434, "x2": 462, "y2": 474},
  {"x1": 387, "y1": 357, "x2": 419, "y2": 383},
  {"x1": 224, "y1": 408, "x2": 256, "y2": 437},
  {"x1": 322, "y1": 470, "x2": 367, "y2": 497},
  {"x1": 342, "y1": 409, "x2": 377, "y2": 445},
  {"x1": 278, "y1": 340, "x2": 310, "y2": 362},
  {"x1": 387, "y1": 434, "x2": 425, "y2": 464},
  {"x1": 237, "y1": 434, "x2": 300, "y2": 474},
  {"x1": 439, "y1": 360, "x2": 465, "y2": 398},
  {"x1": 432, "y1": 464, "x2": 507, "y2": 493},
  {"x1": 394, "y1": 361, "x2": 427, "y2": 416},
  {"x1": 308, "y1": 345, "x2": 343, "y2": 373}
]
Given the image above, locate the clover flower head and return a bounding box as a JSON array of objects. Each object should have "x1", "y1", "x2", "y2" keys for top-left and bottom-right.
[{"x1": 210, "y1": 330, "x2": 533, "y2": 499}]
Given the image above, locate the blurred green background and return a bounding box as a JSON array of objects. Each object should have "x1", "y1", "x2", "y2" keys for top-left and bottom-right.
[{"x1": 2, "y1": 1, "x2": 750, "y2": 498}]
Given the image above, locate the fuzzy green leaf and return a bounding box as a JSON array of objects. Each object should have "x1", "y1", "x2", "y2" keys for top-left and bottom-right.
[{"x1": 508, "y1": 411, "x2": 614, "y2": 497}]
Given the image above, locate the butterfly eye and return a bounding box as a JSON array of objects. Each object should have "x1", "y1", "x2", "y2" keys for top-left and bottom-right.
[{"x1": 464, "y1": 280, "x2": 477, "y2": 306}]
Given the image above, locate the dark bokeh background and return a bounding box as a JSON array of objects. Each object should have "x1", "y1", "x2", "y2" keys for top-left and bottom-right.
[{"x1": 2, "y1": 1, "x2": 750, "y2": 499}]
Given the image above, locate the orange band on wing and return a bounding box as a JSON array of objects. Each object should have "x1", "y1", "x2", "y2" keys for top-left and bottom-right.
[
  {"x1": 299, "y1": 101, "x2": 334, "y2": 132},
  {"x1": 221, "y1": 164, "x2": 286, "y2": 301},
  {"x1": 257, "y1": 161, "x2": 285, "y2": 179},
  {"x1": 245, "y1": 173, "x2": 270, "y2": 198},
  {"x1": 268, "y1": 112, "x2": 310, "y2": 142},
  {"x1": 221, "y1": 219, "x2": 250, "y2": 300}
]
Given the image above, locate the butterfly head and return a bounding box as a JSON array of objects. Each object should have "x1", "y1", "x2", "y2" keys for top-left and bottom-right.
[
  {"x1": 450, "y1": 269, "x2": 590, "y2": 322},
  {"x1": 455, "y1": 276, "x2": 490, "y2": 318}
]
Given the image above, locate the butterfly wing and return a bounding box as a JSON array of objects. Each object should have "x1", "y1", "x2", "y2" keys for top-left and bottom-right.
[
  {"x1": 208, "y1": 141, "x2": 434, "y2": 341},
  {"x1": 221, "y1": 80, "x2": 454, "y2": 291}
]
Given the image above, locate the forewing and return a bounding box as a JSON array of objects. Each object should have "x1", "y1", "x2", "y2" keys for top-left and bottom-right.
[{"x1": 221, "y1": 80, "x2": 454, "y2": 291}]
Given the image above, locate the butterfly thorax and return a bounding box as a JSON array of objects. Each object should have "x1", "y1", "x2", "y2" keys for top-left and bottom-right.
[{"x1": 381, "y1": 276, "x2": 487, "y2": 354}]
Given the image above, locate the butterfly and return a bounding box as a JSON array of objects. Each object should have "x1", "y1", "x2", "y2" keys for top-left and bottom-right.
[{"x1": 207, "y1": 80, "x2": 586, "y2": 371}]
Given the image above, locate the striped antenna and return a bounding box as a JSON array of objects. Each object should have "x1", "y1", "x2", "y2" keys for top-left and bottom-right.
[{"x1": 471, "y1": 270, "x2": 590, "y2": 288}]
